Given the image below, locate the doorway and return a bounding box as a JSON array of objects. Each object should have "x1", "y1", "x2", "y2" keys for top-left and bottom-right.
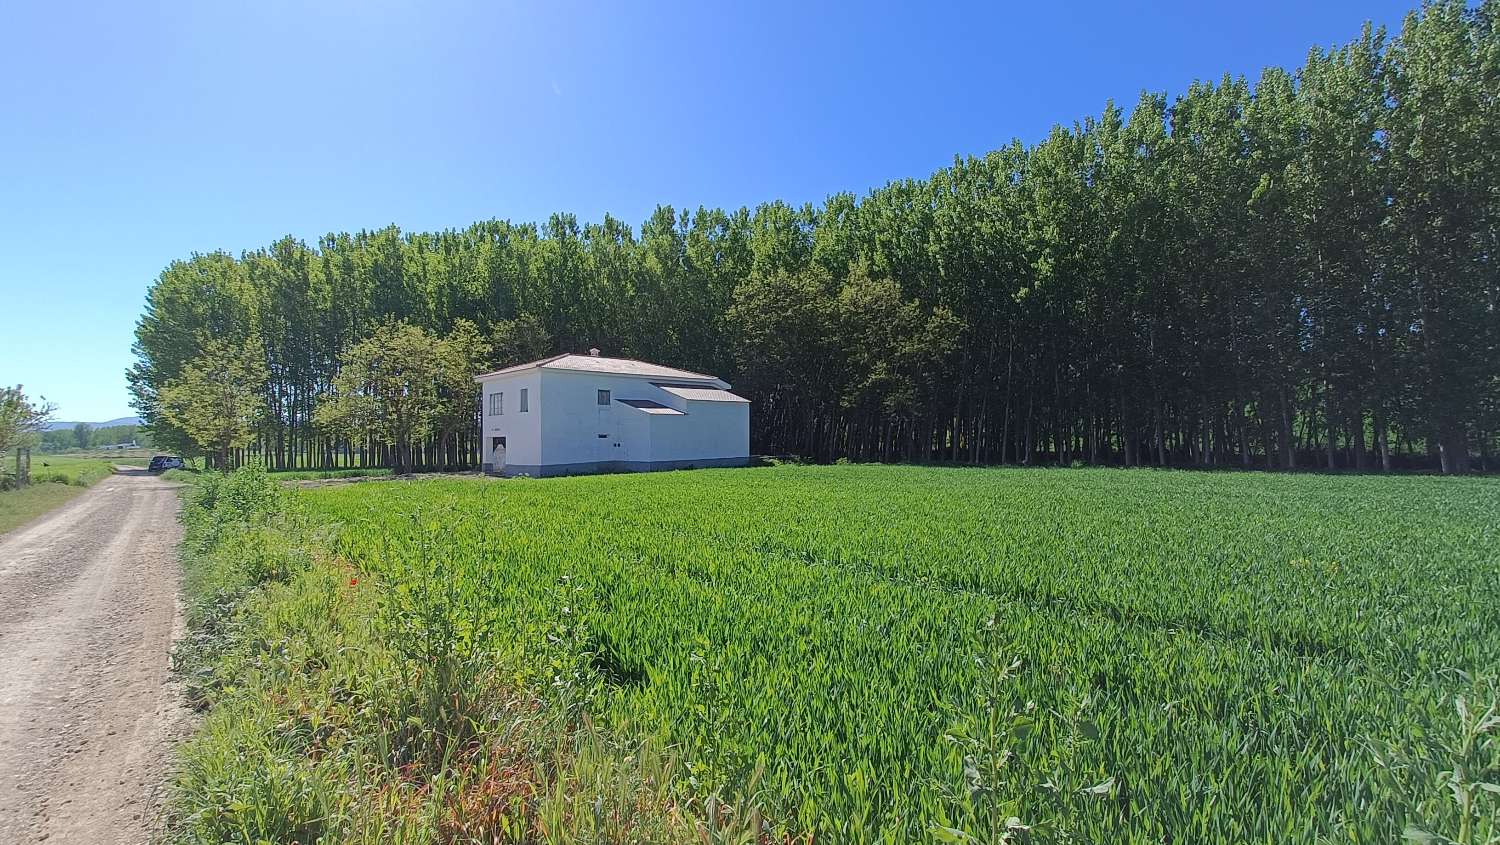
[{"x1": 490, "y1": 436, "x2": 506, "y2": 470}]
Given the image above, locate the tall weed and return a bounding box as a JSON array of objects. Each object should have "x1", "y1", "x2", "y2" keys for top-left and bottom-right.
[{"x1": 167, "y1": 465, "x2": 712, "y2": 844}]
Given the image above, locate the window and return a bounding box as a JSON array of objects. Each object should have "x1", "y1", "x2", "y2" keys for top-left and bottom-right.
[
  {"x1": 519, "y1": 388, "x2": 529, "y2": 412},
  {"x1": 489, "y1": 391, "x2": 503, "y2": 416},
  {"x1": 597, "y1": 389, "x2": 611, "y2": 406}
]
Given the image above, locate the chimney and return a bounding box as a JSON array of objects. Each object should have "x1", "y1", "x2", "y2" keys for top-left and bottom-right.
[{"x1": 589, "y1": 347, "x2": 601, "y2": 357}]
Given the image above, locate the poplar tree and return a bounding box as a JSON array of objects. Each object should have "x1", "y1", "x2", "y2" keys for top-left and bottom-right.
[
  {"x1": 158, "y1": 339, "x2": 268, "y2": 468},
  {"x1": 127, "y1": 2, "x2": 1500, "y2": 474}
]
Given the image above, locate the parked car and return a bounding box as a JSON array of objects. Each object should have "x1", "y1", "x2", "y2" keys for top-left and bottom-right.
[{"x1": 148, "y1": 455, "x2": 185, "y2": 472}]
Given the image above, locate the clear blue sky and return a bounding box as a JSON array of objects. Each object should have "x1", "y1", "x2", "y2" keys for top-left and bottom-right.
[{"x1": 0, "y1": 0, "x2": 1415, "y2": 422}]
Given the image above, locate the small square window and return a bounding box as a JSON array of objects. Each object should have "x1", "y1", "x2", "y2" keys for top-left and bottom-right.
[
  {"x1": 489, "y1": 392, "x2": 503, "y2": 416},
  {"x1": 597, "y1": 389, "x2": 611, "y2": 406},
  {"x1": 520, "y1": 388, "x2": 529, "y2": 412}
]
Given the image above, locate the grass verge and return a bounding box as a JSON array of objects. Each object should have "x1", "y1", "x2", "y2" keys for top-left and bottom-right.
[
  {"x1": 162, "y1": 466, "x2": 394, "y2": 483},
  {"x1": 28, "y1": 454, "x2": 116, "y2": 485},
  {"x1": 0, "y1": 455, "x2": 119, "y2": 535},
  {"x1": 166, "y1": 466, "x2": 738, "y2": 844},
  {"x1": 270, "y1": 467, "x2": 394, "y2": 481},
  {"x1": 0, "y1": 482, "x2": 89, "y2": 535}
]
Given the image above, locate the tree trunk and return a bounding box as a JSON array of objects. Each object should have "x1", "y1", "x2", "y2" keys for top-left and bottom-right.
[
  {"x1": 1438, "y1": 424, "x2": 1471, "y2": 475},
  {"x1": 1373, "y1": 408, "x2": 1391, "y2": 472},
  {"x1": 1323, "y1": 383, "x2": 1337, "y2": 470},
  {"x1": 1351, "y1": 407, "x2": 1367, "y2": 471},
  {"x1": 1278, "y1": 387, "x2": 1296, "y2": 470}
]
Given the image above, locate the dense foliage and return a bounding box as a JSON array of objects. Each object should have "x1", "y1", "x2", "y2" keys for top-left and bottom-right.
[
  {"x1": 313, "y1": 320, "x2": 489, "y2": 473},
  {"x1": 131, "y1": 2, "x2": 1500, "y2": 472},
  {"x1": 297, "y1": 465, "x2": 1500, "y2": 841}
]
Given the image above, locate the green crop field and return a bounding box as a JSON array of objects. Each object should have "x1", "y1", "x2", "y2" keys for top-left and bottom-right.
[
  {"x1": 283, "y1": 465, "x2": 1500, "y2": 842},
  {"x1": 29, "y1": 454, "x2": 119, "y2": 485}
]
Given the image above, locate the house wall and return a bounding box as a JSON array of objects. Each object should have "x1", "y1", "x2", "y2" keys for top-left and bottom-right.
[
  {"x1": 479, "y1": 371, "x2": 542, "y2": 471},
  {"x1": 617, "y1": 401, "x2": 652, "y2": 464},
  {"x1": 536, "y1": 369, "x2": 640, "y2": 468},
  {"x1": 647, "y1": 399, "x2": 749, "y2": 463},
  {"x1": 482, "y1": 367, "x2": 750, "y2": 477}
]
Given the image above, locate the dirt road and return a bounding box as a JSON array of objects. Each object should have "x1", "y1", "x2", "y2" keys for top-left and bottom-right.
[{"x1": 0, "y1": 469, "x2": 186, "y2": 844}]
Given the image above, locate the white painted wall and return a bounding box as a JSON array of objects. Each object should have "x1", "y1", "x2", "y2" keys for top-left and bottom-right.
[
  {"x1": 537, "y1": 369, "x2": 637, "y2": 465},
  {"x1": 480, "y1": 365, "x2": 749, "y2": 472},
  {"x1": 646, "y1": 399, "x2": 749, "y2": 462},
  {"x1": 617, "y1": 399, "x2": 652, "y2": 464},
  {"x1": 479, "y1": 371, "x2": 542, "y2": 467}
]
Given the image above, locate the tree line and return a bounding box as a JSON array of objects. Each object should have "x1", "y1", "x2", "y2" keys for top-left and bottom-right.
[
  {"x1": 132, "y1": 1, "x2": 1499, "y2": 474},
  {"x1": 37, "y1": 424, "x2": 149, "y2": 452}
]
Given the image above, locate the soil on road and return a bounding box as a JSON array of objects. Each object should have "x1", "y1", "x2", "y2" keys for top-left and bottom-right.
[{"x1": 0, "y1": 469, "x2": 186, "y2": 844}]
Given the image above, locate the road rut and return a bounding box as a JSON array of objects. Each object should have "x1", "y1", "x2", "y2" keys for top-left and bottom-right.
[{"x1": 0, "y1": 469, "x2": 186, "y2": 844}]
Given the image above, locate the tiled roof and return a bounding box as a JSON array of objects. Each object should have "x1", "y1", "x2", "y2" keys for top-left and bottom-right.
[
  {"x1": 473, "y1": 353, "x2": 571, "y2": 379},
  {"x1": 476, "y1": 353, "x2": 723, "y2": 383},
  {"x1": 655, "y1": 384, "x2": 750, "y2": 403}
]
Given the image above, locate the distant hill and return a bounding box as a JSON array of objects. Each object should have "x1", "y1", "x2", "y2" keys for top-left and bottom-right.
[{"x1": 43, "y1": 416, "x2": 142, "y2": 431}]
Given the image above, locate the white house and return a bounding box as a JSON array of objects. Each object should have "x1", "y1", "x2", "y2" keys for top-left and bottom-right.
[{"x1": 474, "y1": 350, "x2": 750, "y2": 476}]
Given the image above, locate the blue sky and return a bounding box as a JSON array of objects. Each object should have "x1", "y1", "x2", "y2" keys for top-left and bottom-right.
[{"x1": 0, "y1": 0, "x2": 1415, "y2": 422}]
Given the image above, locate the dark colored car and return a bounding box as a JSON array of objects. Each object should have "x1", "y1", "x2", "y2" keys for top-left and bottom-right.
[{"x1": 148, "y1": 455, "x2": 185, "y2": 472}]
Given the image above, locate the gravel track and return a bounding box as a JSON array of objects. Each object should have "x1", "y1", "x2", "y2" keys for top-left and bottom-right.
[{"x1": 0, "y1": 469, "x2": 186, "y2": 844}]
